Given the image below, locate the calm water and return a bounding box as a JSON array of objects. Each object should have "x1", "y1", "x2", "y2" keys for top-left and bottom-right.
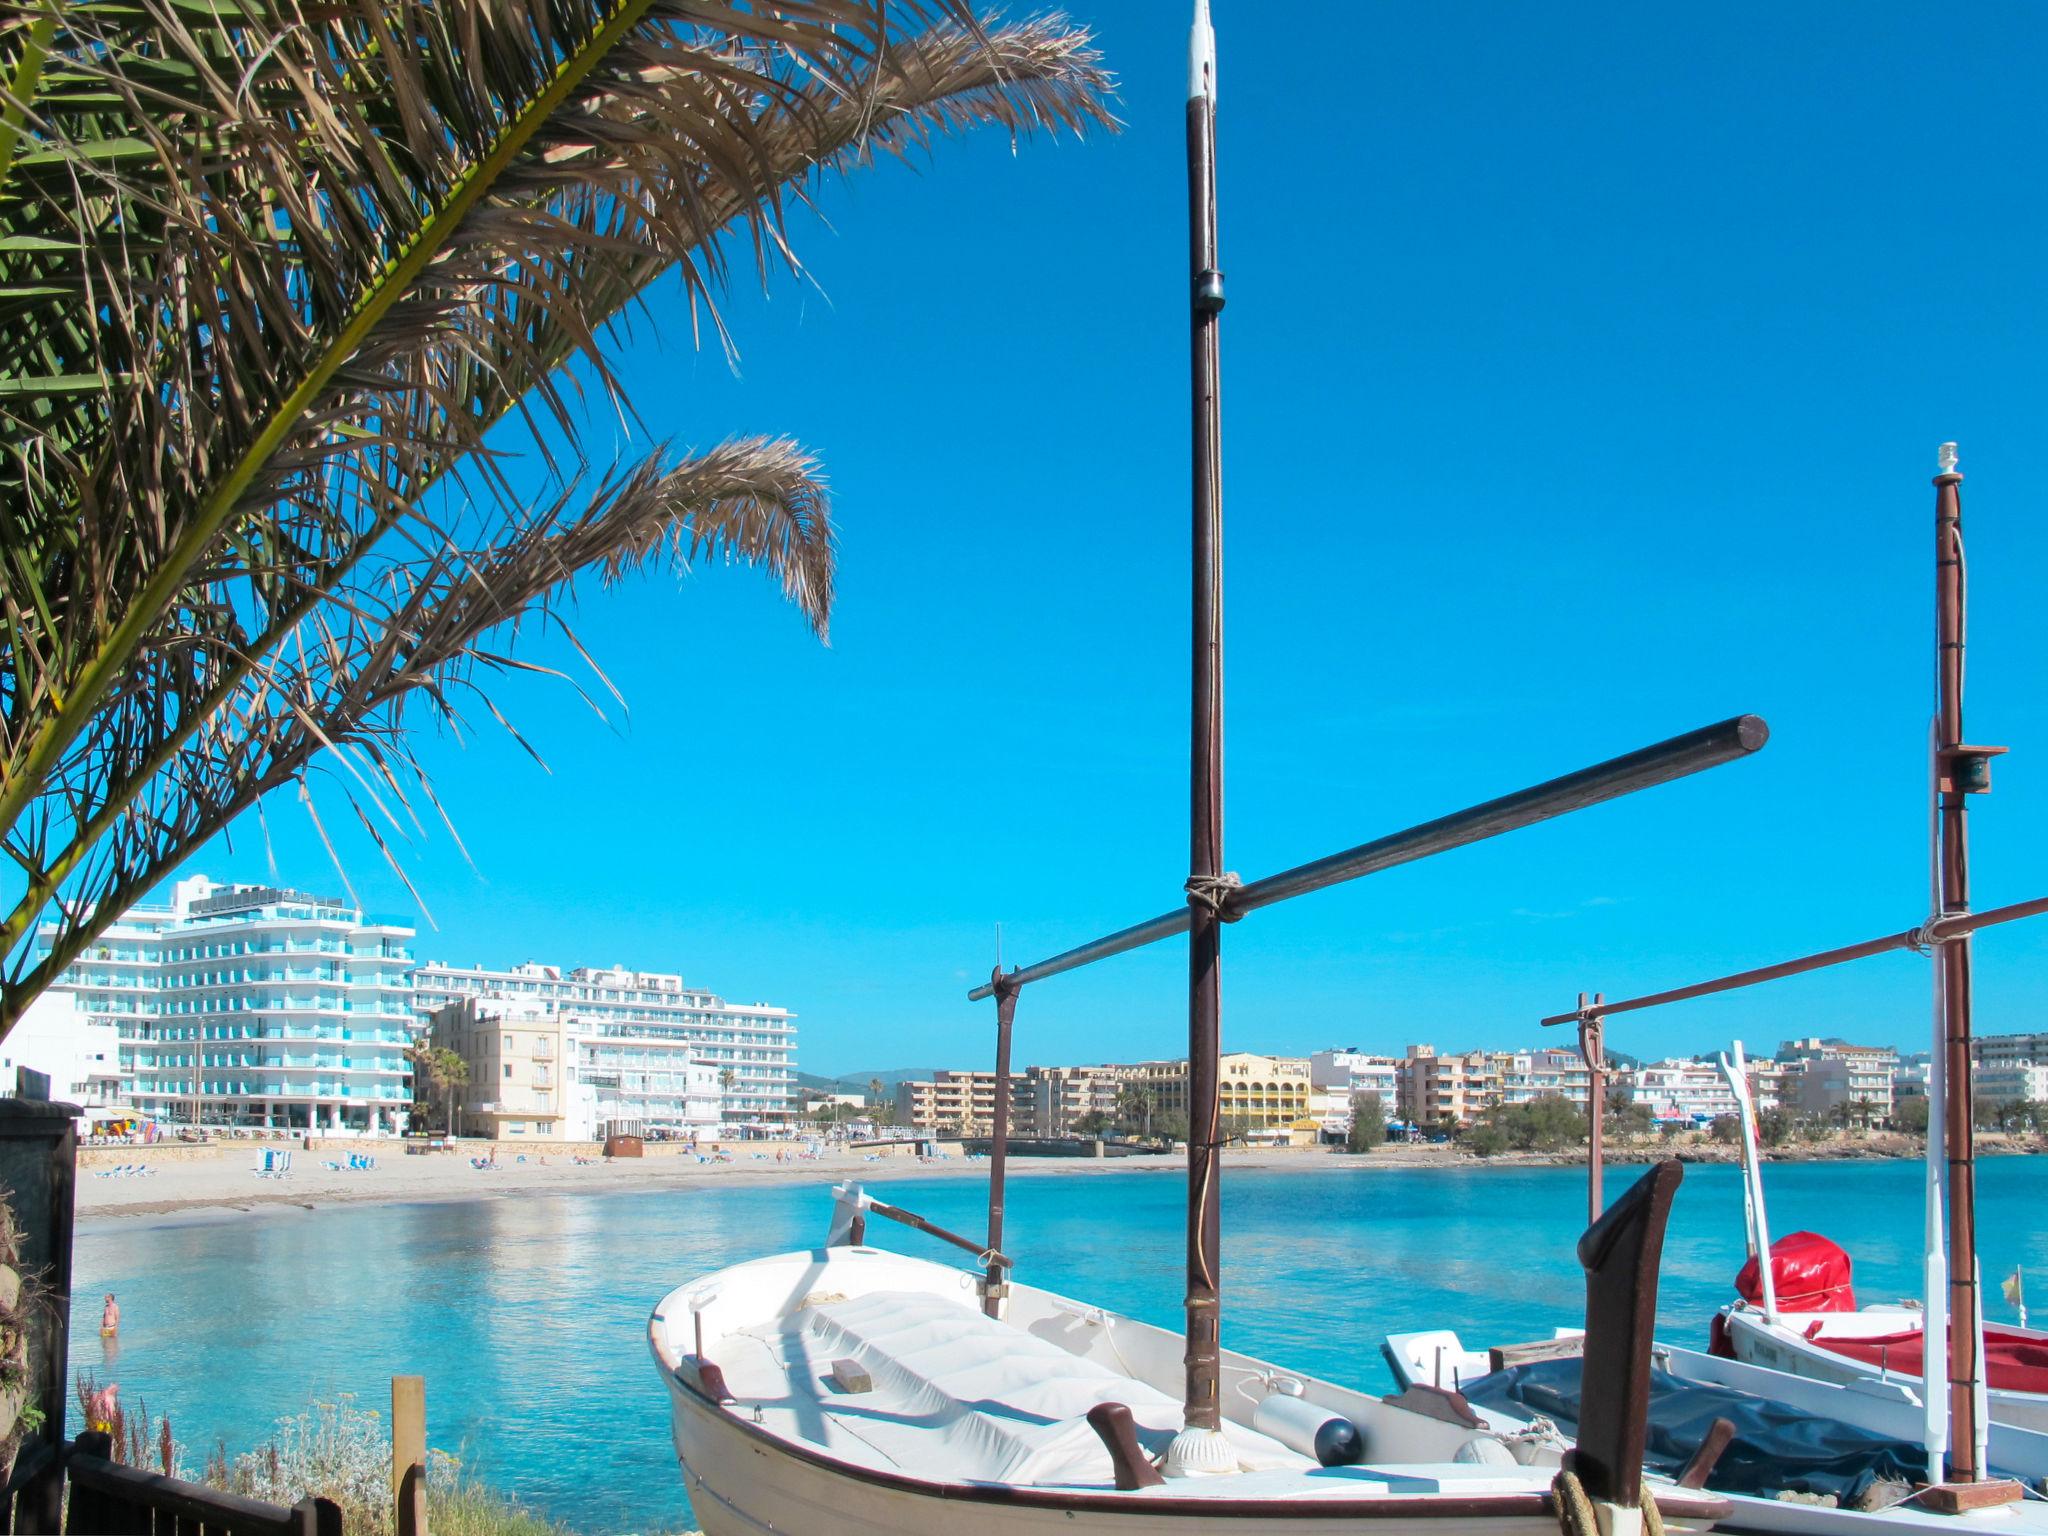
[{"x1": 70, "y1": 1158, "x2": 2048, "y2": 1533}]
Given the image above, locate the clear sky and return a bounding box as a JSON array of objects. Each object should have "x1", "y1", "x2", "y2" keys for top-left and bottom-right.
[{"x1": 182, "y1": 1, "x2": 2048, "y2": 1078}]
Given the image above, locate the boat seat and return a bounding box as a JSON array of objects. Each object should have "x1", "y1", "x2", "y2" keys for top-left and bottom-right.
[{"x1": 749, "y1": 1288, "x2": 1311, "y2": 1487}]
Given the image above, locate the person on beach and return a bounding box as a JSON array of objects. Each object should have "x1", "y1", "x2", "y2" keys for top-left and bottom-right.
[{"x1": 99, "y1": 1294, "x2": 119, "y2": 1337}]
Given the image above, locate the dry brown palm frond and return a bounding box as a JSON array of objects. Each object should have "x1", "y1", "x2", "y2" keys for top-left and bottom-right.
[{"x1": 7, "y1": 436, "x2": 831, "y2": 1023}]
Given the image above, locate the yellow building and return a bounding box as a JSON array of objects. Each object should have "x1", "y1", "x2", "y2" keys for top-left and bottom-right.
[{"x1": 1113, "y1": 1052, "x2": 1312, "y2": 1139}]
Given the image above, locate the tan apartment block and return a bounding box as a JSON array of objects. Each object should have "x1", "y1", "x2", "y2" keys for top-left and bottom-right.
[
  {"x1": 1398, "y1": 1044, "x2": 1500, "y2": 1127},
  {"x1": 429, "y1": 995, "x2": 570, "y2": 1138}
]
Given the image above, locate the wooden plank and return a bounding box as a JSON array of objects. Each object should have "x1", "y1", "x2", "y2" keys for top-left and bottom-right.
[
  {"x1": 1487, "y1": 1335, "x2": 1585, "y2": 1373},
  {"x1": 1919, "y1": 1480, "x2": 2025, "y2": 1514},
  {"x1": 391, "y1": 1374, "x2": 425, "y2": 1536}
]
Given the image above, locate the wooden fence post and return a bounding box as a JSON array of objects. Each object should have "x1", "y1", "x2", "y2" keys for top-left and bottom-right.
[{"x1": 392, "y1": 1374, "x2": 426, "y2": 1536}]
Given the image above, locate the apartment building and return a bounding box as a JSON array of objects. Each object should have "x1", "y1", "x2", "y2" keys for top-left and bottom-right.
[
  {"x1": 1976, "y1": 1063, "x2": 2048, "y2": 1103},
  {"x1": 1397, "y1": 1045, "x2": 1499, "y2": 1127},
  {"x1": 34, "y1": 876, "x2": 414, "y2": 1132},
  {"x1": 1781, "y1": 1037, "x2": 1896, "y2": 1119},
  {"x1": 894, "y1": 1070, "x2": 1023, "y2": 1135},
  {"x1": 1112, "y1": 1053, "x2": 1312, "y2": 1134},
  {"x1": 416, "y1": 960, "x2": 795, "y2": 1128},
  {"x1": 1494, "y1": 1047, "x2": 1596, "y2": 1109},
  {"x1": 1022, "y1": 1064, "x2": 1123, "y2": 1137},
  {"x1": 1629, "y1": 1059, "x2": 1740, "y2": 1122},
  {"x1": 1308, "y1": 1048, "x2": 1400, "y2": 1138},
  {"x1": 1975, "y1": 1032, "x2": 2048, "y2": 1071}
]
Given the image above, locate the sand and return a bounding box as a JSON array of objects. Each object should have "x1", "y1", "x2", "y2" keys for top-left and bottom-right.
[{"x1": 79, "y1": 1131, "x2": 2011, "y2": 1230}]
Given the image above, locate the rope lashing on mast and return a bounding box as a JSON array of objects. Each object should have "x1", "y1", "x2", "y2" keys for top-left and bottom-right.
[
  {"x1": 1550, "y1": 1468, "x2": 1665, "y2": 1536},
  {"x1": 1906, "y1": 914, "x2": 1966, "y2": 955},
  {"x1": 1185, "y1": 872, "x2": 1245, "y2": 919}
]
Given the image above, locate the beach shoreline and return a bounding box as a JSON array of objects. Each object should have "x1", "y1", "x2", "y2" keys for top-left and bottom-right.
[{"x1": 74, "y1": 1133, "x2": 2041, "y2": 1230}]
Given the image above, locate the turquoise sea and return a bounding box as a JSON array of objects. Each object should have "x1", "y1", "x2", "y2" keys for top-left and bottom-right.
[{"x1": 70, "y1": 1157, "x2": 2048, "y2": 1533}]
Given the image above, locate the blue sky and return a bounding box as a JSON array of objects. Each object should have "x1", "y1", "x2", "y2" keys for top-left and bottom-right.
[{"x1": 190, "y1": 1, "x2": 2048, "y2": 1077}]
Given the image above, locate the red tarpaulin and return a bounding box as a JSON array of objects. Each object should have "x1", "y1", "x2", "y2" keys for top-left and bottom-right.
[
  {"x1": 1735, "y1": 1231, "x2": 1858, "y2": 1313},
  {"x1": 1810, "y1": 1326, "x2": 2048, "y2": 1397}
]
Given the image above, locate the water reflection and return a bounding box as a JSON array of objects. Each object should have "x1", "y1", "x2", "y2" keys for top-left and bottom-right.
[{"x1": 69, "y1": 1159, "x2": 2046, "y2": 1534}]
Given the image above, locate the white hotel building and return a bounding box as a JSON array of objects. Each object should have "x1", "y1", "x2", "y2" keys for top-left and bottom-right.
[
  {"x1": 31, "y1": 876, "x2": 415, "y2": 1131},
  {"x1": 414, "y1": 961, "x2": 797, "y2": 1130}
]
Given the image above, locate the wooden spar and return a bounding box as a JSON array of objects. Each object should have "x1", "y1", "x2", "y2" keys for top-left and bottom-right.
[
  {"x1": 1537, "y1": 893, "x2": 2048, "y2": 1028},
  {"x1": 968, "y1": 716, "x2": 1771, "y2": 1003},
  {"x1": 1182, "y1": 0, "x2": 1227, "y2": 1456},
  {"x1": 1935, "y1": 461, "x2": 1986, "y2": 1482},
  {"x1": 984, "y1": 969, "x2": 1017, "y2": 1318}
]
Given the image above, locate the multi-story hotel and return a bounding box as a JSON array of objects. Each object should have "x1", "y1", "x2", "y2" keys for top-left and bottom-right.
[
  {"x1": 1022, "y1": 1064, "x2": 1123, "y2": 1137},
  {"x1": 414, "y1": 960, "x2": 796, "y2": 1128},
  {"x1": 30, "y1": 875, "x2": 415, "y2": 1132},
  {"x1": 894, "y1": 1070, "x2": 1017, "y2": 1135},
  {"x1": 1629, "y1": 1059, "x2": 1741, "y2": 1122}
]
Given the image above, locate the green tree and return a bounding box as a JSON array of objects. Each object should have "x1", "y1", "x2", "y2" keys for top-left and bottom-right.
[
  {"x1": 1891, "y1": 1096, "x2": 1930, "y2": 1135},
  {"x1": 867, "y1": 1078, "x2": 886, "y2": 1107},
  {"x1": 410, "y1": 1045, "x2": 468, "y2": 1135},
  {"x1": 1113, "y1": 1084, "x2": 1156, "y2": 1138},
  {"x1": 0, "y1": 3, "x2": 1113, "y2": 1033},
  {"x1": 1346, "y1": 1091, "x2": 1388, "y2": 1153},
  {"x1": 1709, "y1": 1114, "x2": 1741, "y2": 1144},
  {"x1": 1756, "y1": 1107, "x2": 1795, "y2": 1147}
]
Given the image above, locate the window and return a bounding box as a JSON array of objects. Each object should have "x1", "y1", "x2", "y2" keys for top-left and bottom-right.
[{"x1": 503, "y1": 1064, "x2": 513, "y2": 1079}]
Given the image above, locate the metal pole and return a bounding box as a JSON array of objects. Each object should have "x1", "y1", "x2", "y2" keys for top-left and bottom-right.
[
  {"x1": 985, "y1": 970, "x2": 1016, "y2": 1318},
  {"x1": 1935, "y1": 462, "x2": 1983, "y2": 1481},
  {"x1": 1179, "y1": 0, "x2": 1228, "y2": 1465},
  {"x1": 1578, "y1": 998, "x2": 1604, "y2": 1222}
]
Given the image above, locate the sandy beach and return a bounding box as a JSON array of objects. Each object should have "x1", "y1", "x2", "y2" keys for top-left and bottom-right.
[
  {"x1": 76, "y1": 1140, "x2": 1500, "y2": 1226},
  {"x1": 78, "y1": 1132, "x2": 2024, "y2": 1228}
]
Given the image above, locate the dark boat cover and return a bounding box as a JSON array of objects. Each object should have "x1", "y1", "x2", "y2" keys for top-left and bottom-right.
[
  {"x1": 1462, "y1": 1358, "x2": 1923, "y2": 1503},
  {"x1": 1735, "y1": 1231, "x2": 1857, "y2": 1313}
]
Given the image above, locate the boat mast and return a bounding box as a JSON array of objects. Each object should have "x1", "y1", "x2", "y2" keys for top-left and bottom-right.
[
  {"x1": 1934, "y1": 443, "x2": 1992, "y2": 1481},
  {"x1": 1175, "y1": 0, "x2": 1231, "y2": 1474}
]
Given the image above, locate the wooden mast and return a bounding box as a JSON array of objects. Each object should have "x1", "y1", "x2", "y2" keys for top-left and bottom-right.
[
  {"x1": 1173, "y1": 0, "x2": 1230, "y2": 1476},
  {"x1": 1934, "y1": 445, "x2": 1987, "y2": 1481}
]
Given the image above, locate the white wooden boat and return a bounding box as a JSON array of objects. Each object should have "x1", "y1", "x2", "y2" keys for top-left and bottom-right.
[
  {"x1": 1712, "y1": 1046, "x2": 2048, "y2": 1437},
  {"x1": 1382, "y1": 1327, "x2": 2048, "y2": 1536},
  {"x1": 1715, "y1": 1302, "x2": 2048, "y2": 1437},
  {"x1": 647, "y1": 1177, "x2": 1730, "y2": 1536}
]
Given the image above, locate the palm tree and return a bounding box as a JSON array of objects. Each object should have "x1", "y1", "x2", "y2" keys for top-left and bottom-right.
[
  {"x1": 868, "y1": 1077, "x2": 886, "y2": 1106},
  {"x1": 409, "y1": 1044, "x2": 469, "y2": 1135},
  {"x1": 717, "y1": 1066, "x2": 737, "y2": 1125},
  {"x1": 0, "y1": 2, "x2": 1114, "y2": 1033}
]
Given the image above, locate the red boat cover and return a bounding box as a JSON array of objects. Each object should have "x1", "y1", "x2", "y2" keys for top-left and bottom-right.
[
  {"x1": 1809, "y1": 1326, "x2": 2048, "y2": 1397},
  {"x1": 1735, "y1": 1231, "x2": 1857, "y2": 1313}
]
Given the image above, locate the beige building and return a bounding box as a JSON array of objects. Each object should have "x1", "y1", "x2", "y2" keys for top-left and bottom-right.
[
  {"x1": 894, "y1": 1070, "x2": 1023, "y2": 1135},
  {"x1": 1112, "y1": 1052, "x2": 1312, "y2": 1136},
  {"x1": 1397, "y1": 1044, "x2": 1500, "y2": 1127},
  {"x1": 429, "y1": 996, "x2": 576, "y2": 1139},
  {"x1": 1023, "y1": 1064, "x2": 1123, "y2": 1137}
]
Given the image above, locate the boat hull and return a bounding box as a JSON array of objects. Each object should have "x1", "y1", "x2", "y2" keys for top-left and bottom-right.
[
  {"x1": 662, "y1": 1368, "x2": 1568, "y2": 1536},
  {"x1": 1721, "y1": 1307, "x2": 2048, "y2": 1434}
]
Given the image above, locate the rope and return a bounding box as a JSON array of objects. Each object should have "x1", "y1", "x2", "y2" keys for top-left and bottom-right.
[
  {"x1": 1906, "y1": 914, "x2": 1963, "y2": 955},
  {"x1": 1185, "y1": 873, "x2": 1245, "y2": 921},
  {"x1": 1551, "y1": 1469, "x2": 1665, "y2": 1536}
]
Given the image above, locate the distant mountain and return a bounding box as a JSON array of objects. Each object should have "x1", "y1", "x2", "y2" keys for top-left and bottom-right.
[{"x1": 796, "y1": 1067, "x2": 940, "y2": 1098}]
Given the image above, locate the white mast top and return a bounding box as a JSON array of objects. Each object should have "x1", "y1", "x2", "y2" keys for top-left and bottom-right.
[
  {"x1": 1939, "y1": 441, "x2": 1959, "y2": 474},
  {"x1": 1188, "y1": 0, "x2": 1216, "y2": 102}
]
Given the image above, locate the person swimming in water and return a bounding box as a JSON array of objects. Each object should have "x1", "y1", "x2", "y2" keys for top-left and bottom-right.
[{"x1": 99, "y1": 1294, "x2": 119, "y2": 1337}]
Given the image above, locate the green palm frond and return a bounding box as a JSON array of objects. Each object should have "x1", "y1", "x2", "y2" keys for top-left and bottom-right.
[{"x1": 0, "y1": 0, "x2": 1117, "y2": 1028}]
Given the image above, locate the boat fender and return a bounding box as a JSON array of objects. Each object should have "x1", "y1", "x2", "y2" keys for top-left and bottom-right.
[
  {"x1": 1453, "y1": 1436, "x2": 1518, "y2": 1467},
  {"x1": 1708, "y1": 1312, "x2": 1733, "y2": 1359},
  {"x1": 1249, "y1": 1392, "x2": 1364, "y2": 1467}
]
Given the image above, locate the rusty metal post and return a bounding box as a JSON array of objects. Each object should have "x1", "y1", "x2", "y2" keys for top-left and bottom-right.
[
  {"x1": 1934, "y1": 460, "x2": 1983, "y2": 1480},
  {"x1": 985, "y1": 970, "x2": 1017, "y2": 1317},
  {"x1": 1578, "y1": 998, "x2": 1605, "y2": 1222},
  {"x1": 1180, "y1": 0, "x2": 1227, "y2": 1453}
]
